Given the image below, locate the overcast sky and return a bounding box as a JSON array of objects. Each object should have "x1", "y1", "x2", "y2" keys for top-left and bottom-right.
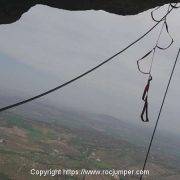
[{"x1": 0, "y1": 4, "x2": 179, "y2": 133}]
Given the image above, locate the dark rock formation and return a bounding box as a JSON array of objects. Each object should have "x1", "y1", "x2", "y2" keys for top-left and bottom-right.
[{"x1": 0, "y1": 0, "x2": 179, "y2": 24}]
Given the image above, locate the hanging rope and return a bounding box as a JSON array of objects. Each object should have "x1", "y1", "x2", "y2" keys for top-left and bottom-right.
[
  {"x1": 140, "y1": 48, "x2": 180, "y2": 180},
  {"x1": 137, "y1": 3, "x2": 177, "y2": 122}
]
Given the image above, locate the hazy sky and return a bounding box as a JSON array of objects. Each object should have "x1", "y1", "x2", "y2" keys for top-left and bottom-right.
[{"x1": 0, "y1": 4, "x2": 179, "y2": 133}]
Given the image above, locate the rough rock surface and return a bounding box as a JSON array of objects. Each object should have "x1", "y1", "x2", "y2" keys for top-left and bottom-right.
[{"x1": 0, "y1": 0, "x2": 179, "y2": 24}]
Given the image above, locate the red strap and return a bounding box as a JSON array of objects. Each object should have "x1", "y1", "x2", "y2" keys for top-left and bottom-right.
[
  {"x1": 141, "y1": 76, "x2": 152, "y2": 122},
  {"x1": 141, "y1": 97, "x2": 149, "y2": 122},
  {"x1": 142, "y1": 83, "x2": 150, "y2": 100}
]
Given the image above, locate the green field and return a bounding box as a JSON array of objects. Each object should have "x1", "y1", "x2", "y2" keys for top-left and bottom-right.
[{"x1": 0, "y1": 109, "x2": 180, "y2": 180}]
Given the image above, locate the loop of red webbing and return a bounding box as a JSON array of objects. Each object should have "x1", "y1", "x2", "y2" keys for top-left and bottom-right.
[
  {"x1": 156, "y1": 21, "x2": 174, "y2": 50},
  {"x1": 137, "y1": 48, "x2": 155, "y2": 75},
  {"x1": 151, "y1": 6, "x2": 162, "y2": 23},
  {"x1": 137, "y1": 50, "x2": 153, "y2": 122},
  {"x1": 151, "y1": 6, "x2": 168, "y2": 23},
  {"x1": 141, "y1": 75, "x2": 152, "y2": 122},
  {"x1": 151, "y1": 4, "x2": 171, "y2": 23}
]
